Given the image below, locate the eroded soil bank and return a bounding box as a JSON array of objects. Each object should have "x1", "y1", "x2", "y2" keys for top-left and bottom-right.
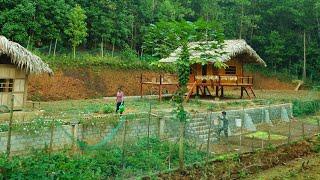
[{"x1": 28, "y1": 68, "x2": 294, "y2": 101}]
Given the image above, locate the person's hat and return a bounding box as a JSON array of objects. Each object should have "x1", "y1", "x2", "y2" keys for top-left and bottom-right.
[{"x1": 222, "y1": 111, "x2": 226, "y2": 115}]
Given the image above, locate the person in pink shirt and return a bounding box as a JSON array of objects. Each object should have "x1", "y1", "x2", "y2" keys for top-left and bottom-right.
[{"x1": 116, "y1": 87, "x2": 124, "y2": 114}]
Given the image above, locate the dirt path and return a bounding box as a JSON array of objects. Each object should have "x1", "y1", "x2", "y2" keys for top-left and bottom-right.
[{"x1": 247, "y1": 154, "x2": 320, "y2": 180}]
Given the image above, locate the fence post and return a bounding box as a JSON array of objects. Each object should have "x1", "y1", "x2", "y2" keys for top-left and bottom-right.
[
  {"x1": 71, "y1": 120, "x2": 79, "y2": 153},
  {"x1": 206, "y1": 114, "x2": 212, "y2": 164},
  {"x1": 178, "y1": 121, "x2": 185, "y2": 171},
  {"x1": 287, "y1": 118, "x2": 292, "y2": 144},
  {"x1": 302, "y1": 122, "x2": 305, "y2": 140},
  {"x1": 251, "y1": 136, "x2": 255, "y2": 152},
  {"x1": 267, "y1": 129, "x2": 271, "y2": 146},
  {"x1": 122, "y1": 120, "x2": 128, "y2": 170},
  {"x1": 49, "y1": 119, "x2": 55, "y2": 153},
  {"x1": 239, "y1": 118, "x2": 243, "y2": 154},
  {"x1": 6, "y1": 94, "x2": 14, "y2": 157},
  {"x1": 317, "y1": 118, "x2": 320, "y2": 134}
]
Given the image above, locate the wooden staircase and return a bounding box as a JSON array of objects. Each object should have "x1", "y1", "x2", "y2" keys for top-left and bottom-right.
[
  {"x1": 241, "y1": 86, "x2": 256, "y2": 99},
  {"x1": 185, "y1": 81, "x2": 197, "y2": 102}
]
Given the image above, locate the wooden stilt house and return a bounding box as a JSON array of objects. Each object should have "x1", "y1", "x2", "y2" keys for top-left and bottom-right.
[
  {"x1": 0, "y1": 36, "x2": 53, "y2": 110},
  {"x1": 159, "y1": 40, "x2": 267, "y2": 100}
]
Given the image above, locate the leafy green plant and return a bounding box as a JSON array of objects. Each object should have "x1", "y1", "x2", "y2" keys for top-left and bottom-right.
[
  {"x1": 293, "y1": 100, "x2": 320, "y2": 117},
  {"x1": 100, "y1": 104, "x2": 114, "y2": 114}
]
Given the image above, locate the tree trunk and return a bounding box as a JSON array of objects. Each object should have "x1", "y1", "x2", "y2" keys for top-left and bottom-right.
[
  {"x1": 27, "y1": 36, "x2": 31, "y2": 49},
  {"x1": 48, "y1": 40, "x2": 52, "y2": 56},
  {"x1": 101, "y1": 37, "x2": 104, "y2": 58},
  {"x1": 131, "y1": 21, "x2": 134, "y2": 49},
  {"x1": 239, "y1": 3, "x2": 244, "y2": 39},
  {"x1": 303, "y1": 31, "x2": 307, "y2": 81},
  {"x1": 73, "y1": 46, "x2": 76, "y2": 59},
  {"x1": 112, "y1": 41, "x2": 115, "y2": 57},
  {"x1": 53, "y1": 38, "x2": 58, "y2": 59},
  {"x1": 316, "y1": 11, "x2": 320, "y2": 40}
]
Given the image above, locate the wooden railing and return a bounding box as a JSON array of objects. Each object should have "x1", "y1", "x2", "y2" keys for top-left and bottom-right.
[{"x1": 193, "y1": 75, "x2": 254, "y2": 86}]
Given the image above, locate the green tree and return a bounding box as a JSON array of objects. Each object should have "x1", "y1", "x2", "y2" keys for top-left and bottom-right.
[{"x1": 65, "y1": 4, "x2": 88, "y2": 59}]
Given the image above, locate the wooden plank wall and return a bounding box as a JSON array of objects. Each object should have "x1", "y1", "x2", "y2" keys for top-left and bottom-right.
[{"x1": 0, "y1": 64, "x2": 26, "y2": 110}]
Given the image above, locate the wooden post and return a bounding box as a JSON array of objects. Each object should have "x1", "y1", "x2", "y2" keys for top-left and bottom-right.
[
  {"x1": 159, "y1": 75, "x2": 162, "y2": 101},
  {"x1": 140, "y1": 74, "x2": 143, "y2": 99},
  {"x1": 221, "y1": 86, "x2": 224, "y2": 97},
  {"x1": 122, "y1": 120, "x2": 128, "y2": 170},
  {"x1": 206, "y1": 114, "x2": 212, "y2": 164},
  {"x1": 251, "y1": 136, "x2": 255, "y2": 152},
  {"x1": 6, "y1": 94, "x2": 14, "y2": 156},
  {"x1": 239, "y1": 118, "x2": 243, "y2": 153},
  {"x1": 287, "y1": 118, "x2": 292, "y2": 144},
  {"x1": 49, "y1": 119, "x2": 55, "y2": 152},
  {"x1": 215, "y1": 86, "x2": 219, "y2": 97},
  {"x1": 147, "y1": 103, "x2": 151, "y2": 155},
  {"x1": 268, "y1": 129, "x2": 271, "y2": 145},
  {"x1": 302, "y1": 122, "x2": 305, "y2": 140},
  {"x1": 71, "y1": 123, "x2": 76, "y2": 152},
  {"x1": 317, "y1": 118, "x2": 320, "y2": 134},
  {"x1": 179, "y1": 121, "x2": 185, "y2": 170},
  {"x1": 240, "y1": 87, "x2": 244, "y2": 99}
]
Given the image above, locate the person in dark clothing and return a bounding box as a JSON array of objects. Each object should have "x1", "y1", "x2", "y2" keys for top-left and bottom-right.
[{"x1": 217, "y1": 111, "x2": 229, "y2": 140}]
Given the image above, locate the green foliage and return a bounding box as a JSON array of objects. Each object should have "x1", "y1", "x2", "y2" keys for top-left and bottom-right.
[
  {"x1": 65, "y1": 4, "x2": 87, "y2": 57},
  {"x1": 142, "y1": 19, "x2": 224, "y2": 58},
  {"x1": 42, "y1": 53, "x2": 175, "y2": 72},
  {"x1": 1, "y1": 0, "x2": 320, "y2": 82},
  {"x1": 0, "y1": 137, "x2": 205, "y2": 178},
  {"x1": 0, "y1": 118, "x2": 63, "y2": 135},
  {"x1": 101, "y1": 104, "x2": 114, "y2": 114},
  {"x1": 83, "y1": 103, "x2": 114, "y2": 114},
  {"x1": 293, "y1": 100, "x2": 320, "y2": 117},
  {"x1": 177, "y1": 42, "x2": 190, "y2": 87}
]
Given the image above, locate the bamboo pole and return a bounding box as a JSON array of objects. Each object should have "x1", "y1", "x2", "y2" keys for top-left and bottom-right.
[{"x1": 6, "y1": 94, "x2": 14, "y2": 156}]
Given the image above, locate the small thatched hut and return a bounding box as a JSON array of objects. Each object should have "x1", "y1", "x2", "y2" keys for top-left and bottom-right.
[
  {"x1": 160, "y1": 39, "x2": 266, "y2": 100},
  {"x1": 0, "y1": 36, "x2": 52, "y2": 110}
]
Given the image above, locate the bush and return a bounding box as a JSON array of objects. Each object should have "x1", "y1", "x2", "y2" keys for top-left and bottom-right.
[
  {"x1": 293, "y1": 100, "x2": 320, "y2": 116},
  {"x1": 101, "y1": 104, "x2": 114, "y2": 114}
]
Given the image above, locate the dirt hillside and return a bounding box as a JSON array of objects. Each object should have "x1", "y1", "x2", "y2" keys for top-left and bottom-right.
[{"x1": 28, "y1": 68, "x2": 294, "y2": 101}]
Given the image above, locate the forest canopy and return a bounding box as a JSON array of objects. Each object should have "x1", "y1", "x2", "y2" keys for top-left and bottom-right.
[{"x1": 0, "y1": 0, "x2": 319, "y2": 82}]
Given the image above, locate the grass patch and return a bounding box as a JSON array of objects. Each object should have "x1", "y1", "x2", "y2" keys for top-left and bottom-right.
[{"x1": 245, "y1": 131, "x2": 287, "y2": 141}]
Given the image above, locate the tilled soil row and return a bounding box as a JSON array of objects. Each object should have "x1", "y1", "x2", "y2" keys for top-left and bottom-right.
[{"x1": 155, "y1": 139, "x2": 317, "y2": 180}]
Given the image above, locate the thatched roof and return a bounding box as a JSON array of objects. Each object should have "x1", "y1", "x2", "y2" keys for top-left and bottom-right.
[
  {"x1": 159, "y1": 39, "x2": 267, "y2": 67},
  {"x1": 0, "y1": 35, "x2": 53, "y2": 74}
]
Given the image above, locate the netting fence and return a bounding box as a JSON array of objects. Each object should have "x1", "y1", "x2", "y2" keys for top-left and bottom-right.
[{"x1": 0, "y1": 102, "x2": 320, "y2": 178}]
